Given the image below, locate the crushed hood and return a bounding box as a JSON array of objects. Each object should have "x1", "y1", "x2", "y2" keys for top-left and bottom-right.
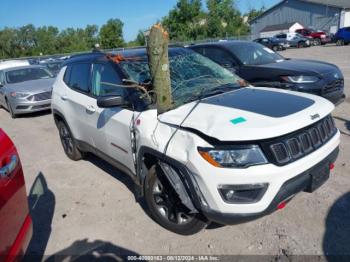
[{"x1": 159, "y1": 87, "x2": 334, "y2": 142}]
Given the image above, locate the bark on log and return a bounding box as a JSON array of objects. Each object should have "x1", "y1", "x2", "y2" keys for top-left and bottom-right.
[{"x1": 146, "y1": 24, "x2": 172, "y2": 114}]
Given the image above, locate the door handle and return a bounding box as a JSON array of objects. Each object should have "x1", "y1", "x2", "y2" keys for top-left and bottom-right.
[
  {"x1": 61, "y1": 95, "x2": 68, "y2": 101},
  {"x1": 86, "y1": 105, "x2": 96, "y2": 113},
  {"x1": 0, "y1": 155, "x2": 18, "y2": 178}
]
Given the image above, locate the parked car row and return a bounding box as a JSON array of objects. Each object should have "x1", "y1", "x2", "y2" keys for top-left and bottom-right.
[
  {"x1": 188, "y1": 41, "x2": 345, "y2": 105},
  {"x1": 255, "y1": 26, "x2": 350, "y2": 49},
  {"x1": 0, "y1": 60, "x2": 55, "y2": 118},
  {"x1": 0, "y1": 40, "x2": 344, "y2": 236}
]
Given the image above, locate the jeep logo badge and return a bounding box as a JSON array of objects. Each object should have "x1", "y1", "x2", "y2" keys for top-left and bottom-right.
[{"x1": 310, "y1": 114, "x2": 320, "y2": 120}]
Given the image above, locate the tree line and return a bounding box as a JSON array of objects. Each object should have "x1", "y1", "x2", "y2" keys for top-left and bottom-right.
[{"x1": 0, "y1": 0, "x2": 264, "y2": 59}]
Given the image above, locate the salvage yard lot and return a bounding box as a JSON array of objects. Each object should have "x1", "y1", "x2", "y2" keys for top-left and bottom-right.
[{"x1": 1, "y1": 45, "x2": 350, "y2": 257}]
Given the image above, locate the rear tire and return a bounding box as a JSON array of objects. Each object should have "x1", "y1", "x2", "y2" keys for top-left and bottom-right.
[
  {"x1": 314, "y1": 38, "x2": 321, "y2": 46},
  {"x1": 57, "y1": 121, "x2": 84, "y2": 161},
  {"x1": 272, "y1": 45, "x2": 278, "y2": 51},
  {"x1": 144, "y1": 165, "x2": 207, "y2": 235}
]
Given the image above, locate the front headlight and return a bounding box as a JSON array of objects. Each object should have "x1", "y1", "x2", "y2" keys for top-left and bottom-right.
[
  {"x1": 281, "y1": 75, "x2": 319, "y2": 83},
  {"x1": 10, "y1": 92, "x2": 29, "y2": 98},
  {"x1": 198, "y1": 145, "x2": 268, "y2": 168}
]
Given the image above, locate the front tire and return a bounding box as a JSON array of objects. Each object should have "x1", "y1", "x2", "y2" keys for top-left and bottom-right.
[
  {"x1": 314, "y1": 38, "x2": 321, "y2": 46},
  {"x1": 144, "y1": 165, "x2": 207, "y2": 235},
  {"x1": 336, "y1": 39, "x2": 344, "y2": 46},
  {"x1": 6, "y1": 99, "x2": 17, "y2": 119},
  {"x1": 57, "y1": 121, "x2": 84, "y2": 161}
]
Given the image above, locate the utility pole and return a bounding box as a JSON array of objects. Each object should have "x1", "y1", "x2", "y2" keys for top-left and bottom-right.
[{"x1": 146, "y1": 24, "x2": 172, "y2": 114}]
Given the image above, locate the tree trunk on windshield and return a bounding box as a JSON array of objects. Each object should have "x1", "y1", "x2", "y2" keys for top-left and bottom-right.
[{"x1": 146, "y1": 24, "x2": 172, "y2": 114}]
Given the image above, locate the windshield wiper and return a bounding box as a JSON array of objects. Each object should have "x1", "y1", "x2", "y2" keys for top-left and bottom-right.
[
  {"x1": 199, "y1": 83, "x2": 241, "y2": 99},
  {"x1": 184, "y1": 83, "x2": 240, "y2": 104}
]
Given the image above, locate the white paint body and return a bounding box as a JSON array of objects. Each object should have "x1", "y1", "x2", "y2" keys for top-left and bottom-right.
[
  {"x1": 52, "y1": 66, "x2": 339, "y2": 215},
  {"x1": 340, "y1": 10, "x2": 350, "y2": 28},
  {"x1": 0, "y1": 60, "x2": 30, "y2": 70}
]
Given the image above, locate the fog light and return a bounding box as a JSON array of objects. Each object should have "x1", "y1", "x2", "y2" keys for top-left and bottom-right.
[
  {"x1": 218, "y1": 184, "x2": 268, "y2": 204},
  {"x1": 225, "y1": 190, "x2": 235, "y2": 199}
]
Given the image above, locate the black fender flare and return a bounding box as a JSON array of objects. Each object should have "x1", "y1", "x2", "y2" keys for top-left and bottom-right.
[
  {"x1": 52, "y1": 109, "x2": 67, "y2": 126},
  {"x1": 137, "y1": 146, "x2": 205, "y2": 212}
]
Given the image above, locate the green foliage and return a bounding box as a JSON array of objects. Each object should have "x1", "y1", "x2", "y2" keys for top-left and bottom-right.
[
  {"x1": 161, "y1": 0, "x2": 250, "y2": 41},
  {"x1": 136, "y1": 30, "x2": 146, "y2": 46},
  {"x1": 162, "y1": 0, "x2": 207, "y2": 41},
  {"x1": 0, "y1": 0, "x2": 255, "y2": 59},
  {"x1": 0, "y1": 20, "x2": 121, "y2": 59},
  {"x1": 245, "y1": 7, "x2": 266, "y2": 23},
  {"x1": 206, "y1": 0, "x2": 248, "y2": 38},
  {"x1": 100, "y1": 18, "x2": 124, "y2": 49}
]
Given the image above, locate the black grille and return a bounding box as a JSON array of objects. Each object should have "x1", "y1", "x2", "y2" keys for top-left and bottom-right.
[
  {"x1": 32, "y1": 104, "x2": 50, "y2": 110},
  {"x1": 28, "y1": 91, "x2": 52, "y2": 101},
  {"x1": 263, "y1": 115, "x2": 337, "y2": 166},
  {"x1": 323, "y1": 79, "x2": 343, "y2": 94}
]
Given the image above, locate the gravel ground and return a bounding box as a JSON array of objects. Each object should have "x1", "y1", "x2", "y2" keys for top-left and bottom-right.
[{"x1": 0, "y1": 44, "x2": 349, "y2": 260}]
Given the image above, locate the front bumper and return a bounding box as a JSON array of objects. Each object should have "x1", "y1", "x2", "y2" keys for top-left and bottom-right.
[
  {"x1": 200, "y1": 147, "x2": 339, "y2": 225},
  {"x1": 184, "y1": 128, "x2": 340, "y2": 223},
  {"x1": 323, "y1": 91, "x2": 345, "y2": 105},
  {"x1": 292, "y1": 79, "x2": 345, "y2": 105},
  {"x1": 11, "y1": 99, "x2": 51, "y2": 114},
  {"x1": 321, "y1": 37, "x2": 331, "y2": 44}
]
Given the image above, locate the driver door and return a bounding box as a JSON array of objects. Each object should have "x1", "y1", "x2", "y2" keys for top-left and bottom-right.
[{"x1": 88, "y1": 62, "x2": 136, "y2": 174}]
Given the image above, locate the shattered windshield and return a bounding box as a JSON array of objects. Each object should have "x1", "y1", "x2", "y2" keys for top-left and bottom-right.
[{"x1": 119, "y1": 49, "x2": 242, "y2": 108}]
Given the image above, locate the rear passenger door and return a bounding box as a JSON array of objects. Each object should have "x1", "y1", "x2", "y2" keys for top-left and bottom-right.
[{"x1": 62, "y1": 63, "x2": 94, "y2": 144}]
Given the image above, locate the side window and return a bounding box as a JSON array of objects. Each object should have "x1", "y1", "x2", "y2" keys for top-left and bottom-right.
[
  {"x1": 66, "y1": 63, "x2": 91, "y2": 93},
  {"x1": 91, "y1": 63, "x2": 124, "y2": 97},
  {"x1": 203, "y1": 47, "x2": 238, "y2": 66},
  {"x1": 191, "y1": 47, "x2": 205, "y2": 55},
  {"x1": 63, "y1": 66, "x2": 71, "y2": 85},
  {"x1": 0, "y1": 71, "x2": 4, "y2": 84}
]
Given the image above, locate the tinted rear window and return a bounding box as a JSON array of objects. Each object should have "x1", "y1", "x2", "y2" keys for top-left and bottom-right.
[{"x1": 65, "y1": 63, "x2": 91, "y2": 93}]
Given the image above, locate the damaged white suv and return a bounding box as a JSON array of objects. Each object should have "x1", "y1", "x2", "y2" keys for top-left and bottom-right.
[{"x1": 52, "y1": 47, "x2": 340, "y2": 235}]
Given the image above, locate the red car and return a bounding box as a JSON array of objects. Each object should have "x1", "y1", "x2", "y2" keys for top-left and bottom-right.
[
  {"x1": 295, "y1": 28, "x2": 331, "y2": 45},
  {"x1": 0, "y1": 129, "x2": 32, "y2": 262}
]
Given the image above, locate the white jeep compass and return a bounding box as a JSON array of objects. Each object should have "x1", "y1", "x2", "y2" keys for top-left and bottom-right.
[{"x1": 52, "y1": 47, "x2": 340, "y2": 235}]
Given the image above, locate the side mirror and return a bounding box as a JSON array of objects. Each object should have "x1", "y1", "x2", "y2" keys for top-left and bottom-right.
[{"x1": 97, "y1": 95, "x2": 127, "y2": 108}]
